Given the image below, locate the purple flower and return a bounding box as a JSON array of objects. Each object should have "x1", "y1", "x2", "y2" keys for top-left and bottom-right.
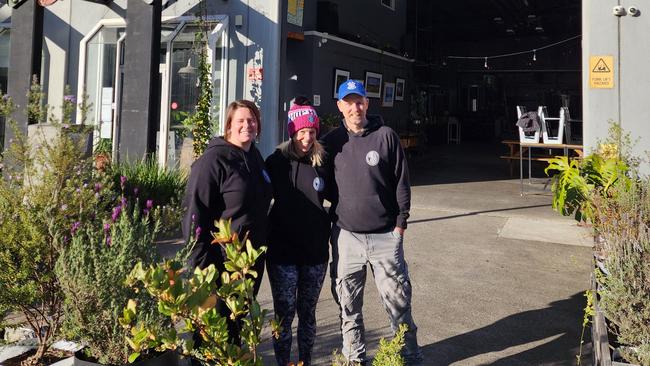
[
  {"x1": 64, "y1": 95, "x2": 76, "y2": 104},
  {"x1": 106, "y1": 236, "x2": 112, "y2": 246},
  {"x1": 103, "y1": 222, "x2": 111, "y2": 233},
  {"x1": 120, "y1": 196, "x2": 127, "y2": 208},
  {"x1": 146, "y1": 200, "x2": 154, "y2": 210},
  {"x1": 133, "y1": 188, "x2": 139, "y2": 196},
  {"x1": 195, "y1": 226, "x2": 202, "y2": 239},
  {"x1": 71, "y1": 221, "x2": 81, "y2": 235},
  {"x1": 111, "y1": 206, "x2": 122, "y2": 222},
  {"x1": 191, "y1": 214, "x2": 196, "y2": 223},
  {"x1": 120, "y1": 176, "x2": 127, "y2": 190},
  {"x1": 94, "y1": 183, "x2": 102, "y2": 192},
  {"x1": 76, "y1": 188, "x2": 81, "y2": 193},
  {"x1": 62, "y1": 124, "x2": 70, "y2": 129}
]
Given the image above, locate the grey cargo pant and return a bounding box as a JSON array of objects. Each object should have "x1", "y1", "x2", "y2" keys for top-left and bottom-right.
[{"x1": 330, "y1": 226, "x2": 422, "y2": 363}]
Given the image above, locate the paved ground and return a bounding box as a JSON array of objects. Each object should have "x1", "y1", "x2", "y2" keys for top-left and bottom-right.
[{"x1": 253, "y1": 143, "x2": 594, "y2": 365}]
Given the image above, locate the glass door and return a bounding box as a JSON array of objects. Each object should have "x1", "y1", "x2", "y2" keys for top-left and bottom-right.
[{"x1": 161, "y1": 18, "x2": 228, "y2": 169}]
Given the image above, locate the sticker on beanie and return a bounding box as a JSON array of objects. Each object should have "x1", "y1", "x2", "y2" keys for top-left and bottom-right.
[
  {"x1": 262, "y1": 169, "x2": 271, "y2": 184},
  {"x1": 313, "y1": 177, "x2": 324, "y2": 192},
  {"x1": 365, "y1": 151, "x2": 380, "y2": 166}
]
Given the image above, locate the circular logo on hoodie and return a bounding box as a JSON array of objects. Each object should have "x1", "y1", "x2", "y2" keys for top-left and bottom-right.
[
  {"x1": 313, "y1": 177, "x2": 325, "y2": 192},
  {"x1": 262, "y1": 169, "x2": 271, "y2": 184},
  {"x1": 365, "y1": 151, "x2": 380, "y2": 166}
]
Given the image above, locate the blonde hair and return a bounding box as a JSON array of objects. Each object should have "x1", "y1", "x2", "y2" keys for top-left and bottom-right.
[{"x1": 283, "y1": 139, "x2": 325, "y2": 167}]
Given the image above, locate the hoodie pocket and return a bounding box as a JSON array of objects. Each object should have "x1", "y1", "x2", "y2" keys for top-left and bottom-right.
[{"x1": 337, "y1": 194, "x2": 390, "y2": 230}]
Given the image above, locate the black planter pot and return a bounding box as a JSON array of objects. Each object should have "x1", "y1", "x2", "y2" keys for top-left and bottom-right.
[{"x1": 73, "y1": 350, "x2": 179, "y2": 366}]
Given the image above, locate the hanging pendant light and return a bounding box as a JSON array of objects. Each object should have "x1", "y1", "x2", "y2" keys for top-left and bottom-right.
[
  {"x1": 533, "y1": 49, "x2": 537, "y2": 61},
  {"x1": 178, "y1": 59, "x2": 197, "y2": 77}
]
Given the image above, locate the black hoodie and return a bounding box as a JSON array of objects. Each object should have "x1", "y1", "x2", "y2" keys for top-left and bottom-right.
[
  {"x1": 264, "y1": 141, "x2": 331, "y2": 265},
  {"x1": 182, "y1": 137, "x2": 272, "y2": 271},
  {"x1": 322, "y1": 115, "x2": 411, "y2": 233}
]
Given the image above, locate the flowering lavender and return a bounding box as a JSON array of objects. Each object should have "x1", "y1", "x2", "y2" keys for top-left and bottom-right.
[
  {"x1": 103, "y1": 222, "x2": 111, "y2": 234},
  {"x1": 143, "y1": 199, "x2": 154, "y2": 215},
  {"x1": 111, "y1": 206, "x2": 122, "y2": 222},
  {"x1": 106, "y1": 236, "x2": 112, "y2": 246},
  {"x1": 120, "y1": 176, "x2": 127, "y2": 190},
  {"x1": 71, "y1": 221, "x2": 81, "y2": 235},
  {"x1": 133, "y1": 188, "x2": 139, "y2": 197},
  {"x1": 63, "y1": 95, "x2": 76, "y2": 104},
  {"x1": 195, "y1": 226, "x2": 202, "y2": 240},
  {"x1": 94, "y1": 183, "x2": 102, "y2": 192}
]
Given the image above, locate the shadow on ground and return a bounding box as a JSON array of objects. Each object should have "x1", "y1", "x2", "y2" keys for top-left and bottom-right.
[{"x1": 418, "y1": 292, "x2": 591, "y2": 365}]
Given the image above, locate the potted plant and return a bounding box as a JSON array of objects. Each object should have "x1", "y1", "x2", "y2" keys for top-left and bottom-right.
[{"x1": 121, "y1": 219, "x2": 270, "y2": 366}]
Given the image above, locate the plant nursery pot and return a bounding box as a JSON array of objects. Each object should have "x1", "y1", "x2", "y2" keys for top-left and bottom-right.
[{"x1": 73, "y1": 350, "x2": 179, "y2": 366}]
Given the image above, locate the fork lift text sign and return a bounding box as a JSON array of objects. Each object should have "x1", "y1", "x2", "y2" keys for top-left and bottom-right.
[{"x1": 590, "y1": 56, "x2": 614, "y2": 89}]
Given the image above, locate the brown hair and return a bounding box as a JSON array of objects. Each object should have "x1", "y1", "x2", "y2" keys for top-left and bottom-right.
[{"x1": 224, "y1": 100, "x2": 262, "y2": 140}]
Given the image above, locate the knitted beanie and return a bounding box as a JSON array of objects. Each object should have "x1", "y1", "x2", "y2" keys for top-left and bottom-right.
[{"x1": 287, "y1": 103, "x2": 320, "y2": 137}]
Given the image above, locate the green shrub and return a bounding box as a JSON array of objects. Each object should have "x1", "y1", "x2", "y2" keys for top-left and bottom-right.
[
  {"x1": 107, "y1": 159, "x2": 187, "y2": 234},
  {"x1": 545, "y1": 122, "x2": 633, "y2": 224},
  {"x1": 121, "y1": 219, "x2": 268, "y2": 365},
  {"x1": 55, "y1": 197, "x2": 168, "y2": 365},
  {"x1": 0, "y1": 121, "x2": 100, "y2": 364},
  {"x1": 331, "y1": 324, "x2": 407, "y2": 366},
  {"x1": 593, "y1": 176, "x2": 650, "y2": 365}
]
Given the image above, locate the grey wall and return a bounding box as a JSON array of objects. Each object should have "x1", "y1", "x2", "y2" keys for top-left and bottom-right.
[
  {"x1": 582, "y1": 0, "x2": 650, "y2": 175},
  {"x1": 43, "y1": 1, "x2": 126, "y2": 121},
  {"x1": 330, "y1": 0, "x2": 406, "y2": 52}
]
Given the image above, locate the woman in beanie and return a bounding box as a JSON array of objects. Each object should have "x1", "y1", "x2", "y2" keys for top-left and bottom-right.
[
  {"x1": 182, "y1": 99, "x2": 272, "y2": 342},
  {"x1": 264, "y1": 97, "x2": 331, "y2": 366}
]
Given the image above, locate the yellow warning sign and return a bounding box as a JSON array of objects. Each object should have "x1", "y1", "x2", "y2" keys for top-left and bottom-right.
[{"x1": 590, "y1": 56, "x2": 614, "y2": 89}]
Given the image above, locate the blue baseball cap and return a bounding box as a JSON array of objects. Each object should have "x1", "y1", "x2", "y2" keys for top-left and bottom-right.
[{"x1": 338, "y1": 80, "x2": 366, "y2": 100}]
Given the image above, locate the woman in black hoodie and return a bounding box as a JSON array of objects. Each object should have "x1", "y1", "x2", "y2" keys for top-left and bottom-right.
[
  {"x1": 264, "y1": 97, "x2": 330, "y2": 366},
  {"x1": 182, "y1": 99, "x2": 272, "y2": 339}
]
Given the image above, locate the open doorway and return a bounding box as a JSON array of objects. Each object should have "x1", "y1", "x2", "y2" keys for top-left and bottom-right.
[{"x1": 408, "y1": 0, "x2": 581, "y2": 183}]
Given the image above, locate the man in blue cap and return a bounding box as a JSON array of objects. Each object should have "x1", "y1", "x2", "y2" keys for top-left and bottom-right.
[{"x1": 322, "y1": 80, "x2": 422, "y2": 365}]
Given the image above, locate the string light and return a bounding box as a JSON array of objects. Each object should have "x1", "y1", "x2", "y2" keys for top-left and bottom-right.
[{"x1": 445, "y1": 35, "x2": 580, "y2": 67}]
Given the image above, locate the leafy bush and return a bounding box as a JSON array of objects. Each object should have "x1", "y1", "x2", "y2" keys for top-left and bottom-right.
[
  {"x1": 55, "y1": 195, "x2": 168, "y2": 365},
  {"x1": 331, "y1": 324, "x2": 407, "y2": 366},
  {"x1": 0, "y1": 94, "x2": 100, "y2": 364},
  {"x1": 121, "y1": 219, "x2": 268, "y2": 365},
  {"x1": 593, "y1": 176, "x2": 650, "y2": 365},
  {"x1": 107, "y1": 159, "x2": 187, "y2": 234},
  {"x1": 545, "y1": 122, "x2": 633, "y2": 223}
]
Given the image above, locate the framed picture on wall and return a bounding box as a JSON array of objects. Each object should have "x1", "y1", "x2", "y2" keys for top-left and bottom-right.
[
  {"x1": 395, "y1": 78, "x2": 405, "y2": 101},
  {"x1": 333, "y1": 68, "x2": 350, "y2": 99},
  {"x1": 382, "y1": 82, "x2": 395, "y2": 107},
  {"x1": 364, "y1": 71, "x2": 382, "y2": 98}
]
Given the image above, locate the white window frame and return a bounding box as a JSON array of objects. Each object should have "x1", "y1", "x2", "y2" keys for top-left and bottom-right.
[
  {"x1": 76, "y1": 15, "x2": 229, "y2": 168},
  {"x1": 381, "y1": 0, "x2": 395, "y2": 11}
]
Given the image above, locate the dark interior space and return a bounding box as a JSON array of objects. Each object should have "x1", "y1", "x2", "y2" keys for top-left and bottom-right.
[{"x1": 406, "y1": 0, "x2": 582, "y2": 146}]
